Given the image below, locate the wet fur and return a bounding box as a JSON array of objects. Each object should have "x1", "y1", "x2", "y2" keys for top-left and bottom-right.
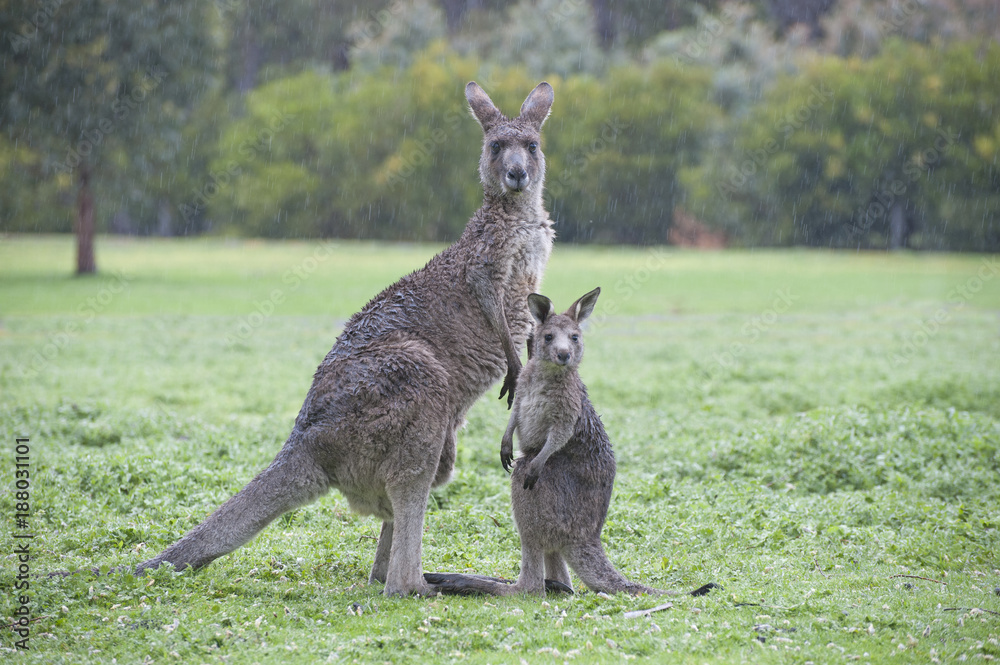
[{"x1": 134, "y1": 81, "x2": 556, "y2": 597}]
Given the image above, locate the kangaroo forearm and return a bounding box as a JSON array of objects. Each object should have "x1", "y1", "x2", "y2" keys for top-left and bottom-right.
[
  {"x1": 468, "y1": 267, "x2": 520, "y2": 368},
  {"x1": 502, "y1": 408, "x2": 519, "y2": 443},
  {"x1": 536, "y1": 426, "x2": 573, "y2": 466},
  {"x1": 522, "y1": 426, "x2": 573, "y2": 488},
  {"x1": 500, "y1": 404, "x2": 519, "y2": 470}
]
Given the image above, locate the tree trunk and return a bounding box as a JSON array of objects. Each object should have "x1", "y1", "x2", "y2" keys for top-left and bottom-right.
[
  {"x1": 592, "y1": 0, "x2": 615, "y2": 49},
  {"x1": 888, "y1": 201, "x2": 909, "y2": 250},
  {"x1": 237, "y1": 25, "x2": 260, "y2": 94},
  {"x1": 440, "y1": 0, "x2": 475, "y2": 34},
  {"x1": 157, "y1": 199, "x2": 173, "y2": 237},
  {"x1": 75, "y1": 162, "x2": 97, "y2": 274}
]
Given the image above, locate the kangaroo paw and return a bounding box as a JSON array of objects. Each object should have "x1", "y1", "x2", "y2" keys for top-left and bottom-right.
[{"x1": 544, "y1": 578, "x2": 574, "y2": 594}]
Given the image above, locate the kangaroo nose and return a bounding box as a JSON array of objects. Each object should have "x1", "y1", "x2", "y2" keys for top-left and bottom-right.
[
  {"x1": 556, "y1": 350, "x2": 570, "y2": 364},
  {"x1": 506, "y1": 167, "x2": 527, "y2": 190}
]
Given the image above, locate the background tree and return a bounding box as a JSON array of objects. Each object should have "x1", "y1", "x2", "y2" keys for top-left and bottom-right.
[
  {"x1": 221, "y1": 0, "x2": 378, "y2": 93},
  {"x1": 2, "y1": 0, "x2": 999, "y2": 251},
  {"x1": 545, "y1": 62, "x2": 718, "y2": 243},
  {"x1": 0, "y1": 0, "x2": 217, "y2": 273},
  {"x1": 684, "y1": 40, "x2": 1000, "y2": 250}
]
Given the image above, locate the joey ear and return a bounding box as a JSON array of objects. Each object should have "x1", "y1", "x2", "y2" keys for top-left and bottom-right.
[
  {"x1": 519, "y1": 82, "x2": 554, "y2": 129},
  {"x1": 466, "y1": 81, "x2": 503, "y2": 132},
  {"x1": 527, "y1": 293, "x2": 553, "y2": 325},
  {"x1": 567, "y1": 287, "x2": 601, "y2": 323}
]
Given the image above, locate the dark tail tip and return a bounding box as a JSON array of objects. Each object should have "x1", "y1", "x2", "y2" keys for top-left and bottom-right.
[{"x1": 690, "y1": 582, "x2": 722, "y2": 597}]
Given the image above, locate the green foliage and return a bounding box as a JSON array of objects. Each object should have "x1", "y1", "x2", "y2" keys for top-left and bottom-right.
[
  {"x1": 349, "y1": 0, "x2": 447, "y2": 73},
  {"x1": 686, "y1": 40, "x2": 1000, "y2": 250},
  {"x1": 219, "y1": 0, "x2": 377, "y2": 89},
  {"x1": 195, "y1": 46, "x2": 486, "y2": 239},
  {"x1": 1, "y1": 237, "x2": 999, "y2": 662},
  {"x1": 188, "y1": 45, "x2": 719, "y2": 243},
  {"x1": 0, "y1": 133, "x2": 69, "y2": 232},
  {"x1": 2, "y1": 1, "x2": 999, "y2": 251},
  {"x1": 545, "y1": 63, "x2": 718, "y2": 243},
  {"x1": 0, "y1": 0, "x2": 220, "y2": 237}
]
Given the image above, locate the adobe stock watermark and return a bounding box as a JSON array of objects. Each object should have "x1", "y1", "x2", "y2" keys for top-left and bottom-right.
[
  {"x1": 546, "y1": 118, "x2": 626, "y2": 199},
  {"x1": 225, "y1": 240, "x2": 339, "y2": 346},
  {"x1": 544, "y1": 0, "x2": 588, "y2": 28},
  {"x1": 19, "y1": 271, "x2": 132, "y2": 379},
  {"x1": 877, "y1": 0, "x2": 923, "y2": 37},
  {"x1": 888, "y1": 257, "x2": 999, "y2": 367},
  {"x1": 380, "y1": 71, "x2": 504, "y2": 189},
  {"x1": 586, "y1": 247, "x2": 672, "y2": 332},
  {"x1": 51, "y1": 68, "x2": 168, "y2": 176},
  {"x1": 213, "y1": 0, "x2": 242, "y2": 15},
  {"x1": 382, "y1": 112, "x2": 464, "y2": 189},
  {"x1": 716, "y1": 83, "x2": 835, "y2": 198},
  {"x1": 11, "y1": 436, "x2": 33, "y2": 651},
  {"x1": 180, "y1": 110, "x2": 294, "y2": 223},
  {"x1": 674, "y1": 5, "x2": 740, "y2": 66},
  {"x1": 708, "y1": 288, "x2": 800, "y2": 378},
  {"x1": 5, "y1": 0, "x2": 67, "y2": 54},
  {"x1": 848, "y1": 126, "x2": 958, "y2": 240},
  {"x1": 352, "y1": 0, "x2": 407, "y2": 49}
]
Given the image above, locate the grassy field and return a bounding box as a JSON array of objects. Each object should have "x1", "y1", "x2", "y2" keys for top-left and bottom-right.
[{"x1": 1, "y1": 234, "x2": 998, "y2": 664}]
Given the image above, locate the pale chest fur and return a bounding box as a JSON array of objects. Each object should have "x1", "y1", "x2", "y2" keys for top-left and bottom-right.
[
  {"x1": 501, "y1": 220, "x2": 554, "y2": 348},
  {"x1": 506, "y1": 218, "x2": 554, "y2": 294},
  {"x1": 514, "y1": 364, "x2": 582, "y2": 453}
]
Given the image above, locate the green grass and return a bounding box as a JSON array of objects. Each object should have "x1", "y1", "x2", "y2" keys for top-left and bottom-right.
[{"x1": 1, "y1": 234, "x2": 998, "y2": 664}]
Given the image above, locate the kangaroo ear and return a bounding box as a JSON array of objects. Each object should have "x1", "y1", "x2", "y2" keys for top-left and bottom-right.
[
  {"x1": 567, "y1": 287, "x2": 601, "y2": 323},
  {"x1": 519, "y1": 82, "x2": 553, "y2": 129},
  {"x1": 527, "y1": 293, "x2": 553, "y2": 325},
  {"x1": 466, "y1": 81, "x2": 503, "y2": 132}
]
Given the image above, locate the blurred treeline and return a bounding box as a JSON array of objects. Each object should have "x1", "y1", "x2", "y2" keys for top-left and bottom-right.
[{"x1": 1, "y1": 0, "x2": 998, "y2": 249}]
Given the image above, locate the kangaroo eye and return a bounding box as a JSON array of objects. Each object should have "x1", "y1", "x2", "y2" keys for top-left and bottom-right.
[
  {"x1": 490, "y1": 141, "x2": 501, "y2": 154},
  {"x1": 571, "y1": 335, "x2": 579, "y2": 342},
  {"x1": 544, "y1": 334, "x2": 553, "y2": 343},
  {"x1": 528, "y1": 142, "x2": 537, "y2": 153}
]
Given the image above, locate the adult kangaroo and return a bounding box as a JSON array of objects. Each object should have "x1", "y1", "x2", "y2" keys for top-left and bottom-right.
[{"x1": 135, "y1": 81, "x2": 555, "y2": 597}]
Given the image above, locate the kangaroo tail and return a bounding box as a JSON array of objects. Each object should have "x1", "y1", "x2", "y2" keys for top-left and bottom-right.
[
  {"x1": 423, "y1": 572, "x2": 573, "y2": 596},
  {"x1": 135, "y1": 444, "x2": 329, "y2": 575}
]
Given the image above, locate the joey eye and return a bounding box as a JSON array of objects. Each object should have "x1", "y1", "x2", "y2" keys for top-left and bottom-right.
[
  {"x1": 544, "y1": 334, "x2": 553, "y2": 343},
  {"x1": 490, "y1": 141, "x2": 501, "y2": 154},
  {"x1": 528, "y1": 142, "x2": 537, "y2": 153}
]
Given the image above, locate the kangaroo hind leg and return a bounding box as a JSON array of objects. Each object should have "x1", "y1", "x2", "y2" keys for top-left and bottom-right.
[
  {"x1": 382, "y1": 474, "x2": 437, "y2": 597},
  {"x1": 432, "y1": 421, "x2": 459, "y2": 488},
  {"x1": 369, "y1": 520, "x2": 393, "y2": 584},
  {"x1": 545, "y1": 551, "x2": 573, "y2": 591},
  {"x1": 564, "y1": 539, "x2": 664, "y2": 596}
]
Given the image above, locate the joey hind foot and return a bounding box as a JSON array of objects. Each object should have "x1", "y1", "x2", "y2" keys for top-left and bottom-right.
[{"x1": 545, "y1": 578, "x2": 573, "y2": 594}]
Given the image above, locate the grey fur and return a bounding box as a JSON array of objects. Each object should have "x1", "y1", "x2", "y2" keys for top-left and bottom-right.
[
  {"x1": 426, "y1": 289, "x2": 671, "y2": 597},
  {"x1": 134, "y1": 81, "x2": 556, "y2": 597}
]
